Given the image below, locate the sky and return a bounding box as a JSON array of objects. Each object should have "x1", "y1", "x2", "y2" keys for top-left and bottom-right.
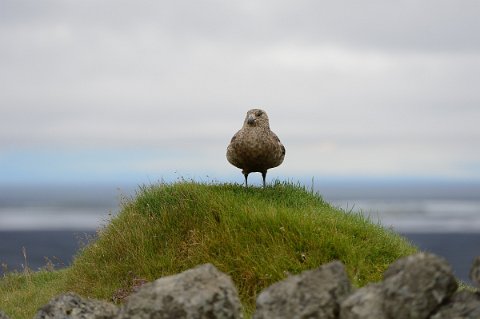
[{"x1": 1, "y1": 0, "x2": 480, "y2": 186}]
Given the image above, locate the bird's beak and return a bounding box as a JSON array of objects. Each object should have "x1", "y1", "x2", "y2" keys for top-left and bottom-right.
[{"x1": 247, "y1": 114, "x2": 255, "y2": 125}]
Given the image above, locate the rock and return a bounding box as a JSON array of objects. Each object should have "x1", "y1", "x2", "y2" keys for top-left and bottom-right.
[
  {"x1": 0, "y1": 310, "x2": 10, "y2": 319},
  {"x1": 382, "y1": 252, "x2": 458, "y2": 319},
  {"x1": 430, "y1": 290, "x2": 480, "y2": 319},
  {"x1": 118, "y1": 263, "x2": 242, "y2": 319},
  {"x1": 33, "y1": 292, "x2": 118, "y2": 319},
  {"x1": 254, "y1": 261, "x2": 352, "y2": 319},
  {"x1": 339, "y1": 283, "x2": 387, "y2": 319},
  {"x1": 470, "y1": 256, "x2": 480, "y2": 287}
]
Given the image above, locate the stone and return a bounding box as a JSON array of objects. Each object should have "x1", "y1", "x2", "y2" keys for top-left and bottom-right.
[
  {"x1": 254, "y1": 261, "x2": 352, "y2": 319},
  {"x1": 382, "y1": 252, "x2": 458, "y2": 319},
  {"x1": 339, "y1": 283, "x2": 387, "y2": 319},
  {"x1": 0, "y1": 311, "x2": 10, "y2": 319},
  {"x1": 117, "y1": 263, "x2": 242, "y2": 319},
  {"x1": 431, "y1": 290, "x2": 480, "y2": 319},
  {"x1": 470, "y1": 256, "x2": 480, "y2": 287},
  {"x1": 33, "y1": 292, "x2": 118, "y2": 319}
]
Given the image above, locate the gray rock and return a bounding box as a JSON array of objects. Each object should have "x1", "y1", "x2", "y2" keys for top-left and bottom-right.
[
  {"x1": 431, "y1": 290, "x2": 480, "y2": 319},
  {"x1": 0, "y1": 310, "x2": 10, "y2": 319},
  {"x1": 470, "y1": 256, "x2": 480, "y2": 287},
  {"x1": 382, "y1": 252, "x2": 458, "y2": 319},
  {"x1": 254, "y1": 261, "x2": 352, "y2": 319},
  {"x1": 118, "y1": 263, "x2": 242, "y2": 319},
  {"x1": 33, "y1": 292, "x2": 118, "y2": 319},
  {"x1": 339, "y1": 283, "x2": 387, "y2": 319}
]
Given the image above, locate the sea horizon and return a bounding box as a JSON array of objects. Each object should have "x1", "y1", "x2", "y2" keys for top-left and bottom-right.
[
  {"x1": 2, "y1": 179, "x2": 480, "y2": 232},
  {"x1": 1, "y1": 180, "x2": 479, "y2": 283}
]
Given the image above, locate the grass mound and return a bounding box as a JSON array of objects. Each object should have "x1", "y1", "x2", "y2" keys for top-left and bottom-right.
[
  {"x1": 66, "y1": 181, "x2": 416, "y2": 314},
  {"x1": 1, "y1": 181, "x2": 417, "y2": 318}
]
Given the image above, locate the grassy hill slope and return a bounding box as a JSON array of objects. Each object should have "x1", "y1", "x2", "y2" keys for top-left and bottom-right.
[{"x1": 0, "y1": 181, "x2": 417, "y2": 318}]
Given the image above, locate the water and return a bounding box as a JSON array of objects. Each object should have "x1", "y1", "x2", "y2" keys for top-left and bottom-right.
[
  {"x1": 0, "y1": 182, "x2": 479, "y2": 283},
  {"x1": 329, "y1": 198, "x2": 480, "y2": 233},
  {"x1": 0, "y1": 230, "x2": 95, "y2": 273},
  {"x1": 0, "y1": 184, "x2": 127, "y2": 231}
]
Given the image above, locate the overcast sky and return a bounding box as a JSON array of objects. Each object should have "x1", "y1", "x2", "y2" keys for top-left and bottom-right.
[{"x1": 1, "y1": 0, "x2": 480, "y2": 186}]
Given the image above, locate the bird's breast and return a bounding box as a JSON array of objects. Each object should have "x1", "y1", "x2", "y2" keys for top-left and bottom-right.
[{"x1": 227, "y1": 130, "x2": 284, "y2": 171}]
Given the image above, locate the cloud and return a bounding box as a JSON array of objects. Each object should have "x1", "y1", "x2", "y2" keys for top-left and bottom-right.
[{"x1": 1, "y1": 0, "x2": 480, "y2": 182}]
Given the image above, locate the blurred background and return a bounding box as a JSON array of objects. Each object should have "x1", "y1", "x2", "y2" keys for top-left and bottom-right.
[{"x1": 1, "y1": 1, "x2": 479, "y2": 283}]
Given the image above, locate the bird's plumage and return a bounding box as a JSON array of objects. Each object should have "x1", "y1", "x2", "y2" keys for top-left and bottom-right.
[{"x1": 226, "y1": 109, "x2": 285, "y2": 187}]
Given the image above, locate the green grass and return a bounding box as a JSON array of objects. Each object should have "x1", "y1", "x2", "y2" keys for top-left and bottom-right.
[
  {"x1": 0, "y1": 181, "x2": 417, "y2": 318},
  {"x1": 0, "y1": 269, "x2": 67, "y2": 319}
]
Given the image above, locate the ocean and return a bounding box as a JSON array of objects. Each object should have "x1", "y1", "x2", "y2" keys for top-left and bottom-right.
[{"x1": 0, "y1": 182, "x2": 479, "y2": 284}]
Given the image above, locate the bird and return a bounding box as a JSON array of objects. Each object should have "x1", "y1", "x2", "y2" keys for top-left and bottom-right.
[{"x1": 226, "y1": 109, "x2": 285, "y2": 187}]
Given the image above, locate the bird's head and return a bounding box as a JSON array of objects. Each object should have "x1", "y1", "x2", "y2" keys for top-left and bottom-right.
[{"x1": 244, "y1": 109, "x2": 270, "y2": 128}]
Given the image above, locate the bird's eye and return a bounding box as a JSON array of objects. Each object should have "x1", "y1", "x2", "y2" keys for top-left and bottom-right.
[{"x1": 255, "y1": 110, "x2": 263, "y2": 117}]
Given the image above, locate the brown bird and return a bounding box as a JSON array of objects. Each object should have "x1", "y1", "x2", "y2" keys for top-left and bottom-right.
[{"x1": 227, "y1": 109, "x2": 285, "y2": 187}]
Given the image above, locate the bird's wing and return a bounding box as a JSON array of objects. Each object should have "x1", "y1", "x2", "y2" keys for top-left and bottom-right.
[{"x1": 271, "y1": 132, "x2": 285, "y2": 155}]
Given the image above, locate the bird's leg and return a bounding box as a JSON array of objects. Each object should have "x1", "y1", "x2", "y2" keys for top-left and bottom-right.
[
  {"x1": 261, "y1": 171, "x2": 267, "y2": 188},
  {"x1": 243, "y1": 172, "x2": 249, "y2": 187}
]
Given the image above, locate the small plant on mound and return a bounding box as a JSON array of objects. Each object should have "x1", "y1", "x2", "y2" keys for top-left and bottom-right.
[{"x1": 65, "y1": 181, "x2": 417, "y2": 315}]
